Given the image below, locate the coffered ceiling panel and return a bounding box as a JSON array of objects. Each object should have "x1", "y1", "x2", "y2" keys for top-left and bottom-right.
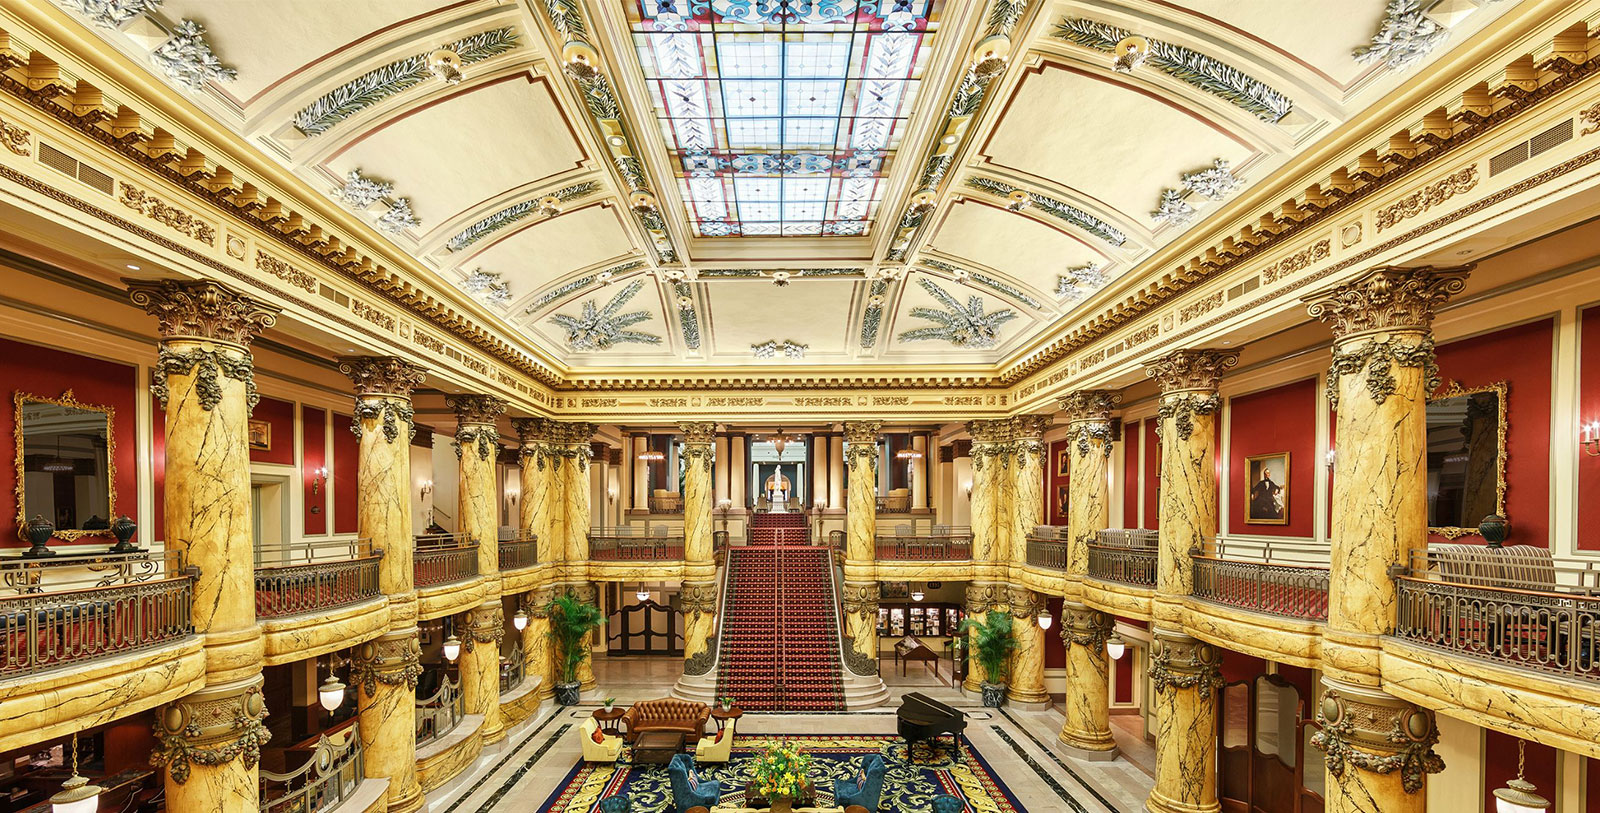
[
  {"x1": 324, "y1": 74, "x2": 588, "y2": 230},
  {"x1": 468, "y1": 204, "x2": 636, "y2": 294},
  {"x1": 704, "y1": 280, "x2": 857, "y2": 358},
  {"x1": 926, "y1": 200, "x2": 1104, "y2": 296}
]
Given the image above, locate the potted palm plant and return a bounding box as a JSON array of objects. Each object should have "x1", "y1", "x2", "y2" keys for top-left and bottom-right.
[
  {"x1": 544, "y1": 592, "x2": 604, "y2": 706},
  {"x1": 957, "y1": 610, "x2": 1016, "y2": 708}
]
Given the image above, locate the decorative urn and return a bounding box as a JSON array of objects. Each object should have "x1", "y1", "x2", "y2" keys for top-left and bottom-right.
[
  {"x1": 109, "y1": 515, "x2": 140, "y2": 553},
  {"x1": 22, "y1": 515, "x2": 55, "y2": 558}
]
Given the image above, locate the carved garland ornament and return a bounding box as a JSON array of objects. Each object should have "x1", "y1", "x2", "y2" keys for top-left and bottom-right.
[
  {"x1": 844, "y1": 441, "x2": 878, "y2": 472},
  {"x1": 679, "y1": 582, "x2": 719, "y2": 614},
  {"x1": 350, "y1": 398, "x2": 415, "y2": 443},
  {"x1": 1147, "y1": 635, "x2": 1224, "y2": 694},
  {"x1": 1311, "y1": 689, "x2": 1443, "y2": 794},
  {"x1": 349, "y1": 634, "x2": 423, "y2": 694},
  {"x1": 0, "y1": 114, "x2": 30, "y2": 156},
  {"x1": 151, "y1": 685, "x2": 271, "y2": 785},
  {"x1": 119, "y1": 182, "x2": 216, "y2": 245},
  {"x1": 453, "y1": 425, "x2": 497, "y2": 461},
  {"x1": 1060, "y1": 605, "x2": 1112, "y2": 651},
  {"x1": 1156, "y1": 393, "x2": 1220, "y2": 441},
  {"x1": 463, "y1": 606, "x2": 505, "y2": 653},
  {"x1": 680, "y1": 443, "x2": 714, "y2": 474},
  {"x1": 1324, "y1": 335, "x2": 1438, "y2": 410},
  {"x1": 1070, "y1": 422, "x2": 1114, "y2": 458},
  {"x1": 151, "y1": 345, "x2": 259, "y2": 412},
  {"x1": 965, "y1": 583, "x2": 1003, "y2": 614}
]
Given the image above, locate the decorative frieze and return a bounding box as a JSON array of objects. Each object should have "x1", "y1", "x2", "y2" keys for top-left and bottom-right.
[
  {"x1": 119, "y1": 183, "x2": 216, "y2": 245},
  {"x1": 254, "y1": 250, "x2": 316, "y2": 293},
  {"x1": 1179, "y1": 290, "x2": 1225, "y2": 323},
  {"x1": 1375, "y1": 165, "x2": 1479, "y2": 231},
  {"x1": 1260, "y1": 239, "x2": 1332, "y2": 284},
  {"x1": 0, "y1": 114, "x2": 30, "y2": 156}
]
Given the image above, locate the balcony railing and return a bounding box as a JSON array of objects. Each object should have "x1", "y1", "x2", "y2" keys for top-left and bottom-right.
[
  {"x1": 1190, "y1": 538, "x2": 1330, "y2": 621},
  {"x1": 413, "y1": 534, "x2": 478, "y2": 588},
  {"x1": 875, "y1": 493, "x2": 912, "y2": 513},
  {"x1": 0, "y1": 550, "x2": 193, "y2": 678},
  {"x1": 255, "y1": 537, "x2": 382, "y2": 619},
  {"x1": 261, "y1": 721, "x2": 363, "y2": 813},
  {"x1": 1394, "y1": 545, "x2": 1600, "y2": 681},
  {"x1": 648, "y1": 494, "x2": 683, "y2": 514},
  {"x1": 875, "y1": 528, "x2": 972, "y2": 560},
  {"x1": 590, "y1": 528, "x2": 685, "y2": 561},
  {"x1": 416, "y1": 675, "x2": 464, "y2": 746},
  {"x1": 497, "y1": 532, "x2": 538, "y2": 572},
  {"x1": 500, "y1": 640, "x2": 525, "y2": 695},
  {"x1": 1086, "y1": 544, "x2": 1159, "y2": 587}
]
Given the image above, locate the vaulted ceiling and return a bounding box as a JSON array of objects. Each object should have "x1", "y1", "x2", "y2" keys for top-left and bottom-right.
[{"x1": 62, "y1": 0, "x2": 1518, "y2": 370}]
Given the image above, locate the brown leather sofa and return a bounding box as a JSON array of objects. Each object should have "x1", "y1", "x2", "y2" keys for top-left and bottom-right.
[{"x1": 619, "y1": 698, "x2": 710, "y2": 743}]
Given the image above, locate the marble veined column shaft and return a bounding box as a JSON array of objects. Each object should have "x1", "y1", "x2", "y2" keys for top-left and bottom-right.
[
  {"x1": 1007, "y1": 588, "x2": 1048, "y2": 707},
  {"x1": 514, "y1": 418, "x2": 558, "y2": 700},
  {"x1": 1010, "y1": 415, "x2": 1051, "y2": 570},
  {"x1": 842, "y1": 421, "x2": 882, "y2": 676},
  {"x1": 680, "y1": 422, "x2": 718, "y2": 671},
  {"x1": 1059, "y1": 602, "x2": 1117, "y2": 759},
  {"x1": 1147, "y1": 632, "x2": 1224, "y2": 813},
  {"x1": 966, "y1": 419, "x2": 1010, "y2": 575},
  {"x1": 1061, "y1": 391, "x2": 1119, "y2": 583},
  {"x1": 448, "y1": 394, "x2": 506, "y2": 744}
]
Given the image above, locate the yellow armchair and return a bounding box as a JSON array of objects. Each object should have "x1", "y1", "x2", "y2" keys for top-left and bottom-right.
[
  {"x1": 581, "y1": 717, "x2": 623, "y2": 763},
  {"x1": 694, "y1": 718, "x2": 735, "y2": 763}
]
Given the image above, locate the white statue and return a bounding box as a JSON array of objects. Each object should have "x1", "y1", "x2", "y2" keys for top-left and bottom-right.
[{"x1": 764, "y1": 466, "x2": 791, "y2": 512}]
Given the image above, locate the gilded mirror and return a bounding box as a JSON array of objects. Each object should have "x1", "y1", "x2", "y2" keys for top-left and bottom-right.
[
  {"x1": 14, "y1": 390, "x2": 116, "y2": 540},
  {"x1": 1425, "y1": 380, "x2": 1506, "y2": 539}
]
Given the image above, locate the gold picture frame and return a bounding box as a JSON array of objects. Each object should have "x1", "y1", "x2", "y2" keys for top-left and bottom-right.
[
  {"x1": 14, "y1": 389, "x2": 116, "y2": 541},
  {"x1": 1426, "y1": 380, "x2": 1508, "y2": 540},
  {"x1": 1056, "y1": 448, "x2": 1070, "y2": 477},
  {"x1": 248, "y1": 418, "x2": 271, "y2": 451},
  {"x1": 1243, "y1": 452, "x2": 1289, "y2": 525}
]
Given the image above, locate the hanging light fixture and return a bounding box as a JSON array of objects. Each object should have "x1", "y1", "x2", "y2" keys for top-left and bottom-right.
[
  {"x1": 910, "y1": 586, "x2": 925, "y2": 602},
  {"x1": 1106, "y1": 634, "x2": 1126, "y2": 661},
  {"x1": 1037, "y1": 611, "x2": 1053, "y2": 630},
  {"x1": 49, "y1": 731, "x2": 102, "y2": 813},
  {"x1": 636, "y1": 588, "x2": 650, "y2": 602},
  {"x1": 318, "y1": 672, "x2": 346, "y2": 712},
  {"x1": 442, "y1": 634, "x2": 462, "y2": 663},
  {"x1": 41, "y1": 436, "x2": 73, "y2": 473},
  {"x1": 1493, "y1": 740, "x2": 1551, "y2": 813},
  {"x1": 771, "y1": 427, "x2": 790, "y2": 455},
  {"x1": 638, "y1": 449, "x2": 665, "y2": 462},
  {"x1": 512, "y1": 609, "x2": 529, "y2": 631}
]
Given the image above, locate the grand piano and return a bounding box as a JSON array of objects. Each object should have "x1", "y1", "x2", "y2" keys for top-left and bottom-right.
[{"x1": 898, "y1": 692, "x2": 966, "y2": 754}]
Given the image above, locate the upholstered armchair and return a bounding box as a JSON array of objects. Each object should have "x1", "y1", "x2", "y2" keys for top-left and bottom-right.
[
  {"x1": 833, "y1": 754, "x2": 885, "y2": 812},
  {"x1": 693, "y1": 718, "x2": 735, "y2": 763},
  {"x1": 580, "y1": 717, "x2": 623, "y2": 763},
  {"x1": 668, "y1": 754, "x2": 722, "y2": 813},
  {"x1": 931, "y1": 795, "x2": 965, "y2": 813}
]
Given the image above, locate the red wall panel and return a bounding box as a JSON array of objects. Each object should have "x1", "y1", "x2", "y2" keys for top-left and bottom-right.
[
  {"x1": 1434, "y1": 319, "x2": 1554, "y2": 547},
  {"x1": 0, "y1": 338, "x2": 139, "y2": 548},
  {"x1": 1122, "y1": 420, "x2": 1141, "y2": 527},
  {"x1": 151, "y1": 393, "x2": 164, "y2": 543},
  {"x1": 1228, "y1": 379, "x2": 1318, "y2": 538},
  {"x1": 1044, "y1": 596, "x2": 1065, "y2": 669},
  {"x1": 302, "y1": 406, "x2": 326, "y2": 535},
  {"x1": 332, "y1": 413, "x2": 359, "y2": 534},
  {"x1": 1046, "y1": 439, "x2": 1070, "y2": 526},
  {"x1": 1143, "y1": 419, "x2": 1160, "y2": 530},
  {"x1": 249, "y1": 396, "x2": 295, "y2": 466},
  {"x1": 1579, "y1": 307, "x2": 1600, "y2": 550},
  {"x1": 1484, "y1": 730, "x2": 1556, "y2": 813}
]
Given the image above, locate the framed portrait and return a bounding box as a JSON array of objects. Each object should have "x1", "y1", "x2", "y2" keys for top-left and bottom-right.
[
  {"x1": 1244, "y1": 452, "x2": 1289, "y2": 525},
  {"x1": 248, "y1": 419, "x2": 271, "y2": 451},
  {"x1": 1056, "y1": 448, "x2": 1070, "y2": 477},
  {"x1": 1055, "y1": 485, "x2": 1070, "y2": 518},
  {"x1": 882, "y1": 582, "x2": 910, "y2": 599}
]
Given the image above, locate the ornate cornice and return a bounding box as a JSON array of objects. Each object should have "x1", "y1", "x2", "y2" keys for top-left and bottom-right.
[
  {"x1": 1060, "y1": 390, "x2": 1119, "y2": 423},
  {"x1": 1304, "y1": 265, "x2": 1472, "y2": 339},
  {"x1": 338, "y1": 355, "x2": 426, "y2": 397},
  {"x1": 1144, "y1": 349, "x2": 1238, "y2": 393},
  {"x1": 126, "y1": 278, "x2": 278, "y2": 346},
  {"x1": 446, "y1": 393, "x2": 508, "y2": 425}
]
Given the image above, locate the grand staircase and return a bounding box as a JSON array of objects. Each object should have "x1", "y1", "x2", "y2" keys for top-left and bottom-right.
[{"x1": 714, "y1": 515, "x2": 846, "y2": 711}]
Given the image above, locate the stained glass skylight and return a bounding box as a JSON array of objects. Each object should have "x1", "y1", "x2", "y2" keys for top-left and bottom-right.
[{"x1": 628, "y1": 0, "x2": 944, "y2": 238}]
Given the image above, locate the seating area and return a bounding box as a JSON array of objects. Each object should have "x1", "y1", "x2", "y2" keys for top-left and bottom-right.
[
  {"x1": 620, "y1": 697, "x2": 711, "y2": 744},
  {"x1": 716, "y1": 546, "x2": 846, "y2": 711}
]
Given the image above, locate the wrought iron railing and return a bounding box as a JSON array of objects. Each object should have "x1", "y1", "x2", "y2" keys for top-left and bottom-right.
[
  {"x1": 1025, "y1": 535, "x2": 1069, "y2": 571},
  {"x1": 254, "y1": 537, "x2": 381, "y2": 619},
  {"x1": 500, "y1": 640, "x2": 525, "y2": 694},
  {"x1": 497, "y1": 532, "x2": 538, "y2": 571},
  {"x1": 1190, "y1": 538, "x2": 1329, "y2": 621},
  {"x1": 413, "y1": 534, "x2": 478, "y2": 588},
  {"x1": 589, "y1": 528, "x2": 685, "y2": 560},
  {"x1": 648, "y1": 494, "x2": 683, "y2": 514},
  {"x1": 875, "y1": 494, "x2": 911, "y2": 513},
  {"x1": 415, "y1": 675, "x2": 464, "y2": 745},
  {"x1": 0, "y1": 550, "x2": 194, "y2": 677},
  {"x1": 875, "y1": 528, "x2": 972, "y2": 560},
  {"x1": 260, "y1": 722, "x2": 363, "y2": 813},
  {"x1": 1393, "y1": 546, "x2": 1600, "y2": 680},
  {"x1": 1087, "y1": 544, "x2": 1158, "y2": 587}
]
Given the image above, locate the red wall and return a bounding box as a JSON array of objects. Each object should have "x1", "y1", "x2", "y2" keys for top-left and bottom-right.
[
  {"x1": 1122, "y1": 420, "x2": 1141, "y2": 527},
  {"x1": 333, "y1": 413, "x2": 360, "y2": 534},
  {"x1": 1228, "y1": 379, "x2": 1318, "y2": 538},
  {"x1": 0, "y1": 338, "x2": 140, "y2": 548},
  {"x1": 249, "y1": 396, "x2": 295, "y2": 466},
  {"x1": 302, "y1": 406, "x2": 326, "y2": 535},
  {"x1": 1047, "y1": 439, "x2": 1070, "y2": 526},
  {"x1": 1484, "y1": 730, "x2": 1556, "y2": 813},
  {"x1": 1433, "y1": 319, "x2": 1554, "y2": 547},
  {"x1": 151, "y1": 394, "x2": 165, "y2": 543},
  {"x1": 1143, "y1": 419, "x2": 1160, "y2": 530},
  {"x1": 1579, "y1": 307, "x2": 1600, "y2": 550},
  {"x1": 1044, "y1": 596, "x2": 1065, "y2": 669}
]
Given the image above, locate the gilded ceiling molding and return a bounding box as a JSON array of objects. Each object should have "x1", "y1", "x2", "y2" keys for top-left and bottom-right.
[
  {"x1": 1053, "y1": 17, "x2": 1293, "y2": 123},
  {"x1": 897, "y1": 277, "x2": 1017, "y2": 349},
  {"x1": 963, "y1": 178, "x2": 1127, "y2": 246},
  {"x1": 523, "y1": 260, "x2": 647, "y2": 315},
  {"x1": 549, "y1": 278, "x2": 661, "y2": 351},
  {"x1": 918, "y1": 258, "x2": 1043, "y2": 310},
  {"x1": 672, "y1": 280, "x2": 701, "y2": 351},
  {"x1": 697, "y1": 268, "x2": 866, "y2": 280},
  {"x1": 292, "y1": 27, "x2": 520, "y2": 136},
  {"x1": 558, "y1": 372, "x2": 998, "y2": 391},
  {"x1": 445, "y1": 181, "x2": 599, "y2": 252}
]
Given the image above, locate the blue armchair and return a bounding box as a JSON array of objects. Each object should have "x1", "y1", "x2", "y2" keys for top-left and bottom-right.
[
  {"x1": 833, "y1": 754, "x2": 886, "y2": 812},
  {"x1": 931, "y1": 794, "x2": 966, "y2": 813},
  {"x1": 668, "y1": 754, "x2": 722, "y2": 813}
]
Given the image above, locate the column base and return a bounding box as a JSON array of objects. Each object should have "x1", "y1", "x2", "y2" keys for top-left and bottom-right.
[
  {"x1": 386, "y1": 784, "x2": 426, "y2": 813},
  {"x1": 1145, "y1": 791, "x2": 1220, "y2": 813},
  {"x1": 1006, "y1": 695, "x2": 1051, "y2": 711},
  {"x1": 1057, "y1": 730, "x2": 1120, "y2": 762}
]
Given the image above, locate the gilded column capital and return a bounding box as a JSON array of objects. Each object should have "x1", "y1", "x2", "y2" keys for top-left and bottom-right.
[
  {"x1": 1144, "y1": 349, "x2": 1238, "y2": 393},
  {"x1": 679, "y1": 421, "x2": 717, "y2": 444},
  {"x1": 1007, "y1": 587, "x2": 1045, "y2": 619},
  {"x1": 338, "y1": 356, "x2": 427, "y2": 397},
  {"x1": 463, "y1": 603, "x2": 505, "y2": 653},
  {"x1": 680, "y1": 581, "x2": 719, "y2": 613},
  {"x1": 524, "y1": 586, "x2": 557, "y2": 616},
  {"x1": 964, "y1": 582, "x2": 1003, "y2": 614},
  {"x1": 967, "y1": 419, "x2": 1013, "y2": 472},
  {"x1": 350, "y1": 399, "x2": 416, "y2": 444},
  {"x1": 446, "y1": 393, "x2": 508, "y2": 425},
  {"x1": 151, "y1": 678, "x2": 271, "y2": 785},
  {"x1": 350, "y1": 629, "x2": 423, "y2": 694},
  {"x1": 843, "y1": 421, "x2": 880, "y2": 472},
  {"x1": 1311, "y1": 679, "x2": 1444, "y2": 794},
  {"x1": 453, "y1": 424, "x2": 498, "y2": 461},
  {"x1": 126, "y1": 278, "x2": 280, "y2": 347},
  {"x1": 1059, "y1": 390, "x2": 1120, "y2": 423},
  {"x1": 567, "y1": 582, "x2": 599, "y2": 604},
  {"x1": 1148, "y1": 630, "x2": 1223, "y2": 694},
  {"x1": 1010, "y1": 414, "x2": 1053, "y2": 440},
  {"x1": 1304, "y1": 265, "x2": 1471, "y2": 339},
  {"x1": 843, "y1": 420, "x2": 883, "y2": 445},
  {"x1": 1060, "y1": 602, "x2": 1112, "y2": 651}
]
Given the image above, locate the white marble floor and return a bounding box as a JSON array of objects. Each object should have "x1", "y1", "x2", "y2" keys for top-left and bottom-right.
[{"x1": 427, "y1": 656, "x2": 1155, "y2": 812}]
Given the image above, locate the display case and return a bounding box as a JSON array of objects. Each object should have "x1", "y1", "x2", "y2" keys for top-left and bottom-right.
[{"x1": 877, "y1": 602, "x2": 962, "y2": 638}]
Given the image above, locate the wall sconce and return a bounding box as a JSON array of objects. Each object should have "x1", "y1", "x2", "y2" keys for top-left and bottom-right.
[
  {"x1": 1582, "y1": 421, "x2": 1600, "y2": 457},
  {"x1": 420, "y1": 479, "x2": 434, "y2": 500},
  {"x1": 310, "y1": 466, "x2": 328, "y2": 495},
  {"x1": 963, "y1": 482, "x2": 973, "y2": 498},
  {"x1": 505, "y1": 487, "x2": 519, "y2": 508},
  {"x1": 609, "y1": 487, "x2": 619, "y2": 503},
  {"x1": 1325, "y1": 449, "x2": 1337, "y2": 470}
]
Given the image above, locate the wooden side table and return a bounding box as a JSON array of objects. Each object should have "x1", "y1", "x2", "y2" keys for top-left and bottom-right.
[
  {"x1": 710, "y1": 705, "x2": 743, "y2": 733},
  {"x1": 593, "y1": 706, "x2": 627, "y2": 736}
]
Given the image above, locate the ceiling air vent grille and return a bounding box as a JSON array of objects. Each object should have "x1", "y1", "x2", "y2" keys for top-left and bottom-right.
[
  {"x1": 317, "y1": 284, "x2": 349, "y2": 307},
  {"x1": 1489, "y1": 142, "x2": 1528, "y2": 176},
  {"x1": 1227, "y1": 276, "x2": 1260, "y2": 301},
  {"x1": 37, "y1": 142, "x2": 114, "y2": 194},
  {"x1": 1529, "y1": 119, "x2": 1573, "y2": 157}
]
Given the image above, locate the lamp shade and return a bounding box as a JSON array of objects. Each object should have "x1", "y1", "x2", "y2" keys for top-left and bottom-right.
[
  {"x1": 318, "y1": 674, "x2": 346, "y2": 712},
  {"x1": 1037, "y1": 611, "x2": 1053, "y2": 630},
  {"x1": 512, "y1": 609, "x2": 529, "y2": 631},
  {"x1": 1106, "y1": 635, "x2": 1126, "y2": 660},
  {"x1": 50, "y1": 775, "x2": 101, "y2": 813},
  {"x1": 442, "y1": 635, "x2": 462, "y2": 662},
  {"x1": 910, "y1": 590, "x2": 925, "y2": 602},
  {"x1": 636, "y1": 589, "x2": 650, "y2": 602},
  {"x1": 1494, "y1": 783, "x2": 1551, "y2": 813}
]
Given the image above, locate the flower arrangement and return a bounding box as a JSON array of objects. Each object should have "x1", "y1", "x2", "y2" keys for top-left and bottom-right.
[{"x1": 750, "y1": 740, "x2": 814, "y2": 803}]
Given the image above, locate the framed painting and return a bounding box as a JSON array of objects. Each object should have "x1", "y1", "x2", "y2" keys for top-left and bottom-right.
[{"x1": 1244, "y1": 452, "x2": 1289, "y2": 525}]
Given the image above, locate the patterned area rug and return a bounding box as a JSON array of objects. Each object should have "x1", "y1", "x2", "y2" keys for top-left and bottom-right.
[{"x1": 540, "y1": 734, "x2": 1025, "y2": 812}]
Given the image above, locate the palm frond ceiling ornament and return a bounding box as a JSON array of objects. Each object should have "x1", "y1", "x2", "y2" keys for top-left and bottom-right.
[
  {"x1": 461, "y1": 268, "x2": 512, "y2": 307},
  {"x1": 68, "y1": 0, "x2": 163, "y2": 29},
  {"x1": 150, "y1": 19, "x2": 236, "y2": 91},
  {"x1": 1355, "y1": 0, "x2": 1451, "y2": 70},
  {"x1": 445, "y1": 182, "x2": 598, "y2": 252},
  {"x1": 752, "y1": 339, "x2": 808, "y2": 359},
  {"x1": 1057, "y1": 262, "x2": 1105, "y2": 301},
  {"x1": 897, "y1": 278, "x2": 1018, "y2": 349},
  {"x1": 965, "y1": 178, "x2": 1127, "y2": 246},
  {"x1": 549, "y1": 279, "x2": 661, "y2": 351}
]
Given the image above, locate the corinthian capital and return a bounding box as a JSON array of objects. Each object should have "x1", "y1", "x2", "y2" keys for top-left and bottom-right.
[
  {"x1": 1010, "y1": 413, "x2": 1053, "y2": 439},
  {"x1": 966, "y1": 418, "x2": 1013, "y2": 444},
  {"x1": 126, "y1": 278, "x2": 279, "y2": 346},
  {"x1": 1303, "y1": 265, "x2": 1471, "y2": 339},
  {"x1": 1059, "y1": 390, "x2": 1120, "y2": 423},
  {"x1": 511, "y1": 417, "x2": 552, "y2": 446},
  {"x1": 1144, "y1": 349, "x2": 1238, "y2": 393},
  {"x1": 338, "y1": 356, "x2": 427, "y2": 397},
  {"x1": 446, "y1": 393, "x2": 507, "y2": 425},
  {"x1": 679, "y1": 421, "x2": 717, "y2": 445},
  {"x1": 843, "y1": 420, "x2": 882, "y2": 445}
]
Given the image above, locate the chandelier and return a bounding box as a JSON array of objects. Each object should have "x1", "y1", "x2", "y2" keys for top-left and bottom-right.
[{"x1": 768, "y1": 427, "x2": 793, "y2": 455}]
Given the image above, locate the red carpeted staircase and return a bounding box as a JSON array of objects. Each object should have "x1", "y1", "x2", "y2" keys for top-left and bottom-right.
[
  {"x1": 715, "y1": 519, "x2": 845, "y2": 711},
  {"x1": 746, "y1": 511, "x2": 810, "y2": 546}
]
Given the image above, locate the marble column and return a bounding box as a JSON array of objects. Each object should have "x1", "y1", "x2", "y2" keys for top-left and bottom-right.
[
  {"x1": 339, "y1": 356, "x2": 428, "y2": 813},
  {"x1": 1303, "y1": 267, "x2": 1465, "y2": 810},
  {"x1": 1010, "y1": 416, "x2": 1051, "y2": 569},
  {"x1": 961, "y1": 584, "x2": 1002, "y2": 692},
  {"x1": 560, "y1": 423, "x2": 597, "y2": 576},
  {"x1": 523, "y1": 586, "x2": 556, "y2": 698},
  {"x1": 447, "y1": 394, "x2": 506, "y2": 744},
  {"x1": 569, "y1": 581, "x2": 600, "y2": 690},
  {"x1": 514, "y1": 419, "x2": 557, "y2": 700},
  {"x1": 1061, "y1": 391, "x2": 1120, "y2": 581},
  {"x1": 129, "y1": 279, "x2": 279, "y2": 810},
  {"x1": 1007, "y1": 587, "x2": 1048, "y2": 707},
  {"x1": 1147, "y1": 632, "x2": 1224, "y2": 813},
  {"x1": 842, "y1": 421, "x2": 882, "y2": 675},
  {"x1": 910, "y1": 433, "x2": 929, "y2": 512},
  {"x1": 1059, "y1": 602, "x2": 1118, "y2": 759},
  {"x1": 966, "y1": 419, "x2": 1010, "y2": 573},
  {"x1": 680, "y1": 422, "x2": 719, "y2": 672},
  {"x1": 632, "y1": 434, "x2": 649, "y2": 513},
  {"x1": 828, "y1": 435, "x2": 844, "y2": 509}
]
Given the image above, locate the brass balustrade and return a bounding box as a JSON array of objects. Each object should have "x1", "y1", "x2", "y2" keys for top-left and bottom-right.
[
  {"x1": 1025, "y1": 535, "x2": 1070, "y2": 571},
  {"x1": 1190, "y1": 538, "x2": 1330, "y2": 621},
  {"x1": 497, "y1": 532, "x2": 538, "y2": 572},
  {"x1": 1394, "y1": 546, "x2": 1600, "y2": 680},
  {"x1": 254, "y1": 536, "x2": 382, "y2": 619},
  {"x1": 413, "y1": 534, "x2": 479, "y2": 587},
  {"x1": 500, "y1": 640, "x2": 525, "y2": 695},
  {"x1": 589, "y1": 528, "x2": 685, "y2": 561},
  {"x1": 874, "y1": 528, "x2": 973, "y2": 560},
  {"x1": 260, "y1": 722, "x2": 364, "y2": 813},
  {"x1": 415, "y1": 675, "x2": 464, "y2": 745}
]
